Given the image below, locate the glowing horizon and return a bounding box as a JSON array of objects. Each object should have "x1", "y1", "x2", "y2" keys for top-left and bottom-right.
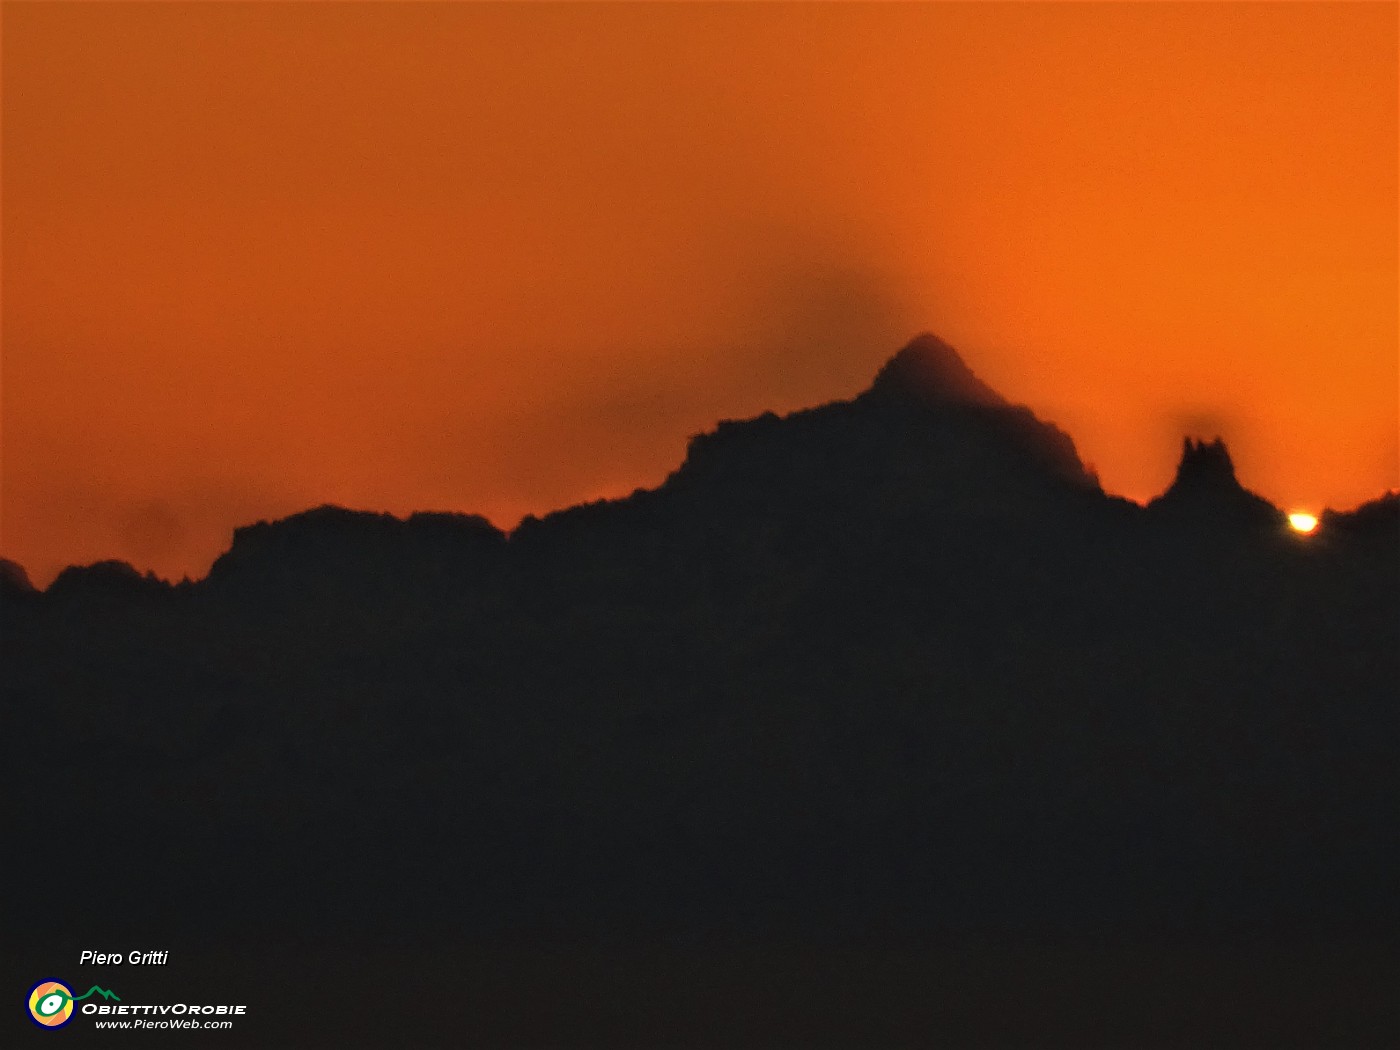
[{"x1": 4, "y1": 3, "x2": 1396, "y2": 586}]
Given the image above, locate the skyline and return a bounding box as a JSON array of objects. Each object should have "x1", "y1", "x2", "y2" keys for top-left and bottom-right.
[
  {"x1": 4, "y1": 2, "x2": 1397, "y2": 585},
  {"x1": 5, "y1": 331, "x2": 1384, "y2": 591}
]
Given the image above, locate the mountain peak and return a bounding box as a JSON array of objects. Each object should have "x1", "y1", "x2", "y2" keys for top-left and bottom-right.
[
  {"x1": 865, "y1": 333, "x2": 1007, "y2": 408},
  {"x1": 0, "y1": 557, "x2": 36, "y2": 597},
  {"x1": 1169, "y1": 436, "x2": 1240, "y2": 493},
  {"x1": 1148, "y1": 436, "x2": 1283, "y2": 529}
]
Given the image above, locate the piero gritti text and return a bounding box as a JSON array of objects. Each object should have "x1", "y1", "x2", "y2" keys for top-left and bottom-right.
[{"x1": 81, "y1": 949, "x2": 170, "y2": 965}]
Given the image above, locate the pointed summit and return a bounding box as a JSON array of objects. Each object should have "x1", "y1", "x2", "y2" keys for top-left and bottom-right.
[
  {"x1": 1166, "y1": 437, "x2": 1241, "y2": 495},
  {"x1": 864, "y1": 333, "x2": 1007, "y2": 408},
  {"x1": 1148, "y1": 437, "x2": 1284, "y2": 530}
]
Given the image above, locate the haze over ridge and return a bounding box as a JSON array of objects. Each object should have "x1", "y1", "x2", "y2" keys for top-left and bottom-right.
[{"x1": 7, "y1": 333, "x2": 1393, "y2": 594}]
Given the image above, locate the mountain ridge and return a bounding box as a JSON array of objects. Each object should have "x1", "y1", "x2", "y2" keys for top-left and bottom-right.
[
  {"x1": 12, "y1": 334, "x2": 1387, "y2": 594},
  {"x1": 5, "y1": 332, "x2": 1396, "y2": 1046}
]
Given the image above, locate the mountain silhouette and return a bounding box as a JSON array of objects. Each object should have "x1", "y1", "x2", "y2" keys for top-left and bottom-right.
[
  {"x1": 1146, "y1": 436, "x2": 1286, "y2": 532},
  {"x1": 0, "y1": 556, "x2": 35, "y2": 598},
  {"x1": 866, "y1": 332, "x2": 1009, "y2": 406},
  {"x1": 5, "y1": 334, "x2": 1396, "y2": 1046}
]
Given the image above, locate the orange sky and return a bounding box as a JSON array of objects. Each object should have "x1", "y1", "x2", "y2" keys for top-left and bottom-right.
[{"x1": 3, "y1": 2, "x2": 1396, "y2": 586}]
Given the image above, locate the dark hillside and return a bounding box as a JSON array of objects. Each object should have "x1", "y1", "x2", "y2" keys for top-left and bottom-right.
[{"x1": 5, "y1": 336, "x2": 1396, "y2": 1046}]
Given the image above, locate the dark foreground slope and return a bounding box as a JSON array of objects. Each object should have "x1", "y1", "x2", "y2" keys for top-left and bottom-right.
[{"x1": 5, "y1": 336, "x2": 1398, "y2": 1047}]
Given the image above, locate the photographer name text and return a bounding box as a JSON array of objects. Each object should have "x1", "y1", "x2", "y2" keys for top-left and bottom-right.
[{"x1": 80, "y1": 949, "x2": 170, "y2": 965}]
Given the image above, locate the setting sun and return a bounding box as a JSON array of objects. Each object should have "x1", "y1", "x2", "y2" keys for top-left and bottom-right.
[{"x1": 1288, "y1": 512, "x2": 1319, "y2": 534}]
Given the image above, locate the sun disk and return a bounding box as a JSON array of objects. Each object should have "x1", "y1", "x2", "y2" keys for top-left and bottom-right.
[{"x1": 1288, "y1": 512, "x2": 1318, "y2": 534}]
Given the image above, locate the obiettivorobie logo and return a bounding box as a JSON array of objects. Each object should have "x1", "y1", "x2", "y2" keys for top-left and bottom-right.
[
  {"x1": 26, "y1": 978, "x2": 247, "y2": 1031},
  {"x1": 27, "y1": 980, "x2": 119, "y2": 1028}
]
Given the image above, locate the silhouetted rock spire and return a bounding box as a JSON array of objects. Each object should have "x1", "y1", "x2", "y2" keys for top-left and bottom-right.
[
  {"x1": 1171, "y1": 437, "x2": 1239, "y2": 492},
  {"x1": 1148, "y1": 436, "x2": 1284, "y2": 531}
]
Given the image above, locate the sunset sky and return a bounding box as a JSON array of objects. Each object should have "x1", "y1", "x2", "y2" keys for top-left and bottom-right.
[{"x1": 3, "y1": 1, "x2": 1396, "y2": 585}]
